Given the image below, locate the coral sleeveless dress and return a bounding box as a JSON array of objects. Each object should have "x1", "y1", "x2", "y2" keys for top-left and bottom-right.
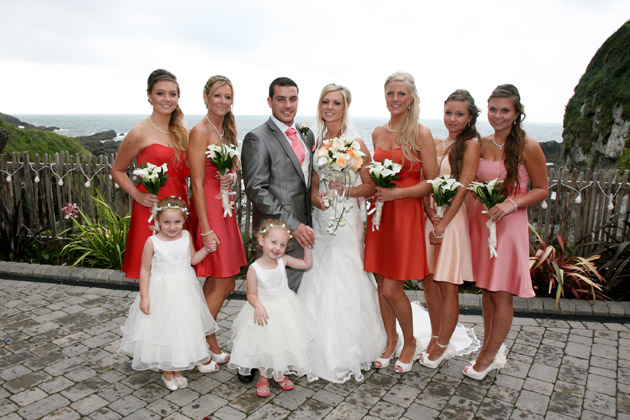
[
  {"x1": 189, "y1": 162, "x2": 247, "y2": 278},
  {"x1": 469, "y1": 159, "x2": 534, "y2": 297},
  {"x1": 424, "y1": 153, "x2": 474, "y2": 284},
  {"x1": 122, "y1": 144, "x2": 190, "y2": 279},
  {"x1": 364, "y1": 148, "x2": 429, "y2": 281}
]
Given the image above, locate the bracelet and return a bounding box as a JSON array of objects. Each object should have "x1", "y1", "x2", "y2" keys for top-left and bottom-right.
[
  {"x1": 200, "y1": 230, "x2": 214, "y2": 236},
  {"x1": 508, "y1": 199, "x2": 518, "y2": 211},
  {"x1": 432, "y1": 229, "x2": 444, "y2": 239}
]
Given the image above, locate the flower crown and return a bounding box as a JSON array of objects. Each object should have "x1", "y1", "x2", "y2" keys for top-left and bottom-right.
[
  {"x1": 260, "y1": 222, "x2": 292, "y2": 239},
  {"x1": 155, "y1": 198, "x2": 189, "y2": 216}
]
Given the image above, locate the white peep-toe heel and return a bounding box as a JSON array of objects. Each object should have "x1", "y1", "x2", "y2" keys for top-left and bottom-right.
[
  {"x1": 463, "y1": 344, "x2": 507, "y2": 380},
  {"x1": 210, "y1": 351, "x2": 230, "y2": 364},
  {"x1": 374, "y1": 338, "x2": 401, "y2": 369},
  {"x1": 394, "y1": 340, "x2": 422, "y2": 373},
  {"x1": 419, "y1": 342, "x2": 456, "y2": 369},
  {"x1": 197, "y1": 360, "x2": 220, "y2": 373}
]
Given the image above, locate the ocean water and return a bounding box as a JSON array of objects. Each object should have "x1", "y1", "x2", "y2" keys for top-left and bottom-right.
[{"x1": 14, "y1": 114, "x2": 563, "y2": 151}]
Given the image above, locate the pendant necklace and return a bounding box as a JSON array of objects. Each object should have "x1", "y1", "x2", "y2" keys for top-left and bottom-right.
[
  {"x1": 385, "y1": 122, "x2": 396, "y2": 133},
  {"x1": 148, "y1": 116, "x2": 170, "y2": 134},
  {"x1": 205, "y1": 115, "x2": 224, "y2": 139},
  {"x1": 491, "y1": 134, "x2": 505, "y2": 150}
]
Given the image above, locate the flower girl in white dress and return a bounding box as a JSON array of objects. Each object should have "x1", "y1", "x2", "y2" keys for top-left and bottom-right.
[
  {"x1": 119, "y1": 197, "x2": 219, "y2": 391},
  {"x1": 228, "y1": 219, "x2": 315, "y2": 397}
]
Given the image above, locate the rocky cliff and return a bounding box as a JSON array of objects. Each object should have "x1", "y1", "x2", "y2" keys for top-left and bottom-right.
[{"x1": 562, "y1": 20, "x2": 630, "y2": 170}]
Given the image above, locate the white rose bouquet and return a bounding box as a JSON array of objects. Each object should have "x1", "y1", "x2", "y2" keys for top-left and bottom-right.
[
  {"x1": 206, "y1": 144, "x2": 240, "y2": 217},
  {"x1": 315, "y1": 135, "x2": 366, "y2": 234},
  {"x1": 367, "y1": 159, "x2": 402, "y2": 231},
  {"x1": 427, "y1": 175, "x2": 463, "y2": 217},
  {"x1": 133, "y1": 162, "x2": 169, "y2": 222},
  {"x1": 468, "y1": 178, "x2": 508, "y2": 258}
]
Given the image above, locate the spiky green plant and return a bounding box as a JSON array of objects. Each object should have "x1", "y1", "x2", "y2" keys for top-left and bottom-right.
[{"x1": 60, "y1": 194, "x2": 130, "y2": 269}]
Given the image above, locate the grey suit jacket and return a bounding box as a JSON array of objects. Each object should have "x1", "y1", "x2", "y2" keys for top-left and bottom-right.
[{"x1": 241, "y1": 117, "x2": 314, "y2": 232}]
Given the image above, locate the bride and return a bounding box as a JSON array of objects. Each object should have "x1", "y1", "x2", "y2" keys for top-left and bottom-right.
[{"x1": 297, "y1": 84, "x2": 386, "y2": 383}]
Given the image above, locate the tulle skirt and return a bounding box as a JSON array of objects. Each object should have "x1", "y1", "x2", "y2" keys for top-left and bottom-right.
[
  {"x1": 118, "y1": 266, "x2": 218, "y2": 371},
  {"x1": 228, "y1": 289, "x2": 315, "y2": 381}
]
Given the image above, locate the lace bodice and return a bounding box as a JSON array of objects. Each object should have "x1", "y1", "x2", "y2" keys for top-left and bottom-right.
[
  {"x1": 150, "y1": 231, "x2": 191, "y2": 275},
  {"x1": 251, "y1": 259, "x2": 290, "y2": 299}
]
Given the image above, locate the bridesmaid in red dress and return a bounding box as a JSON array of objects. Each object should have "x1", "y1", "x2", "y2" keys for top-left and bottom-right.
[
  {"x1": 111, "y1": 69, "x2": 191, "y2": 280},
  {"x1": 188, "y1": 75, "x2": 247, "y2": 371},
  {"x1": 364, "y1": 72, "x2": 436, "y2": 373},
  {"x1": 464, "y1": 84, "x2": 548, "y2": 380}
]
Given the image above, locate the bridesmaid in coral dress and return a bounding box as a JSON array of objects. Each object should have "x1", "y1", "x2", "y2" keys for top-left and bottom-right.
[
  {"x1": 464, "y1": 84, "x2": 548, "y2": 380},
  {"x1": 111, "y1": 69, "x2": 191, "y2": 280},
  {"x1": 418, "y1": 90, "x2": 480, "y2": 369},
  {"x1": 364, "y1": 72, "x2": 436, "y2": 373},
  {"x1": 188, "y1": 75, "x2": 247, "y2": 372}
]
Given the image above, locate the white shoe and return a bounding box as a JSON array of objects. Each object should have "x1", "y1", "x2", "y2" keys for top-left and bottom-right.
[
  {"x1": 419, "y1": 343, "x2": 456, "y2": 369},
  {"x1": 210, "y1": 351, "x2": 230, "y2": 364},
  {"x1": 174, "y1": 375, "x2": 188, "y2": 388},
  {"x1": 197, "y1": 360, "x2": 220, "y2": 373},
  {"x1": 161, "y1": 374, "x2": 178, "y2": 391}
]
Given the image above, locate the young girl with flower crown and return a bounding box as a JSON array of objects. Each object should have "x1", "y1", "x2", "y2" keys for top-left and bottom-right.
[
  {"x1": 228, "y1": 219, "x2": 315, "y2": 397},
  {"x1": 118, "y1": 196, "x2": 219, "y2": 391}
]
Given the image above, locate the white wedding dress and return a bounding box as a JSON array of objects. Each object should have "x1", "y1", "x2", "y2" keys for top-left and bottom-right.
[{"x1": 298, "y1": 165, "x2": 387, "y2": 383}]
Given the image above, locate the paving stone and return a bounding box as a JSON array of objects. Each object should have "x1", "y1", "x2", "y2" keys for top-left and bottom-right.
[
  {"x1": 146, "y1": 399, "x2": 180, "y2": 417},
  {"x1": 66, "y1": 366, "x2": 98, "y2": 382},
  {"x1": 586, "y1": 373, "x2": 617, "y2": 396},
  {"x1": 40, "y1": 407, "x2": 82, "y2": 420},
  {"x1": 16, "y1": 394, "x2": 71, "y2": 420},
  {"x1": 0, "y1": 399, "x2": 18, "y2": 417},
  {"x1": 211, "y1": 404, "x2": 247, "y2": 420},
  {"x1": 108, "y1": 394, "x2": 147, "y2": 416},
  {"x1": 547, "y1": 392, "x2": 582, "y2": 418},
  {"x1": 39, "y1": 375, "x2": 74, "y2": 393},
  {"x1": 10, "y1": 386, "x2": 48, "y2": 406},
  {"x1": 515, "y1": 389, "x2": 549, "y2": 415},
  {"x1": 287, "y1": 398, "x2": 333, "y2": 420},
  {"x1": 553, "y1": 380, "x2": 585, "y2": 398},
  {"x1": 272, "y1": 385, "x2": 315, "y2": 411},
  {"x1": 85, "y1": 407, "x2": 124, "y2": 420},
  {"x1": 61, "y1": 376, "x2": 109, "y2": 401},
  {"x1": 322, "y1": 401, "x2": 367, "y2": 420},
  {"x1": 227, "y1": 387, "x2": 269, "y2": 415},
  {"x1": 475, "y1": 397, "x2": 513, "y2": 419},
  {"x1": 557, "y1": 365, "x2": 587, "y2": 386},
  {"x1": 344, "y1": 382, "x2": 388, "y2": 409},
  {"x1": 120, "y1": 407, "x2": 161, "y2": 419},
  {"x1": 583, "y1": 389, "x2": 616, "y2": 417},
  {"x1": 528, "y1": 363, "x2": 558, "y2": 383},
  {"x1": 71, "y1": 394, "x2": 110, "y2": 415},
  {"x1": 0, "y1": 363, "x2": 32, "y2": 381},
  {"x1": 4, "y1": 370, "x2": 52, "y2": 393}
]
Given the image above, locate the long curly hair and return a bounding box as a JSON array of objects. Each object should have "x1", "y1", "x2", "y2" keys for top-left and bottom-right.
[
  {"x1": 444, "y1": 89, "x2": 480, "y2": 181},
  {"x1": 203, "y1": 75, "x2": 237, "y2": 148},
  {"x1": 147, "y1": 69, "x2": 188, "y2": 166},
  {"x1": 489, "y1": 84, "x2": 526, "y2": 193},
  {"x1": 316, "y1": 83, "x2": 352, "y2": 140},
  {"x1": 384, "y1": 72, "x2": 421, "y2": 163}
]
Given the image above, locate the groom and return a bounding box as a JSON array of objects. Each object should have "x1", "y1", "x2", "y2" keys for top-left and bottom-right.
[{"x1": 241, "y1": 77, "x2": 315, "y2": 292}]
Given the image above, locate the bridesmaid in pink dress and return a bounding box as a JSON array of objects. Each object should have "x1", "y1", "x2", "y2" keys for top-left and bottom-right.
[
  {"x1": 418, "y1": 90, "x2": 480, "y2": 369},
  {"x1": 464, "y1": 84, "x2": 548, "y2": 380},
  {"x1": 111, "y1": 69, "x2": 191, "y2": 280},
  {"x1": 188, "y1": 75, "x2": 247, "y2": 372}
]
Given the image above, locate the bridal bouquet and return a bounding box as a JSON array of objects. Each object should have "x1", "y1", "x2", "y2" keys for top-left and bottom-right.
[
  {"x1": 468, "y1": 178, "x2": 508, "y2": 258},
  {"x1": 427, "y1": 175, "x2": 462, "y2": 217},
  {"x1": 367, "y1": 159, "x2": 402, "y2": 231},
  {"x1": 315, "y1": 135, "x2": 366, "y2": 234},
  {"x1": 206, "y1": 144, "x2": 240, "y2": 217},
  {"x1": 133, "y1": 162, "x2": 169, "y2": 222}
]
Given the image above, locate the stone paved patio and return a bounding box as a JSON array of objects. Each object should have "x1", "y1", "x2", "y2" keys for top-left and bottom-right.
[{"x1": 1, "y1": 278, "x2": 629, "y2": 419}]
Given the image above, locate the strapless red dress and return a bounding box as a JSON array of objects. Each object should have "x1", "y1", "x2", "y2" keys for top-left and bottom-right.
[
  {"x1": 122, "y1": 144, "x2": 189, "y2": 279},
  {"x1": 189, "y1": 161, "x2": 247, "y2": 278},
  {"x1": 364, "y1": 147, "x2": 429, "y2": 281}
]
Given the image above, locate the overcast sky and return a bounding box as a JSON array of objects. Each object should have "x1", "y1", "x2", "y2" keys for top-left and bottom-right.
[{"x1": 1, "y1": 0, "x2": 629, "y2": 123}]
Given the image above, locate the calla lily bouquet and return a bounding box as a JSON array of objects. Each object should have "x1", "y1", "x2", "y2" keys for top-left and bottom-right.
[
  {"x1": 133, "y1": 163, "x2": 169, "y2": 196},
  {"x1": 367, "y1": 159, "x2": 403, "y2": 231},
  {"x1": 206, "y1": 144, "x2": 241, "y2": 217},
  {"x1": 315, "y1": 136, "x2": 366, "y2": 234},
  {"x1": 468, "y1": 178, "x2": 508, "y2": 258},
  {"x1": 427, "y1": 175, "x2": 462, "y2": 217},
  {"x1": 133, "y1": 162, "x2": 169, "y2": 223}
]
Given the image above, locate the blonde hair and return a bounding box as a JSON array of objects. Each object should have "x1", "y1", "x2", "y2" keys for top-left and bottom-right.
[
  {"x1": 147, "y1": 69, "x2": 188, "y2": 166},
  {"x1": 316, "y1": 83, "x2": 352, "y2": 139},
  {"x1": 203, "y1": 75, "x2": 237, "y2": 148},
  {"x1": 257, "y1": 218, "x2": 292, "y2": 241},
  {"x1": 384, "y1": 71, "x2": 421, "y2": 162}
]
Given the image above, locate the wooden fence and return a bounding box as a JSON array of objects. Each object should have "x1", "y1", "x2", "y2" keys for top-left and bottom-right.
[{"x1": 1, "y1": 152, "x2": 628, "y2": 258}]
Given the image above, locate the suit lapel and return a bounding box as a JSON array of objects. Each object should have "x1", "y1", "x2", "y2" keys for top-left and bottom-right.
[{"x1": 266, "y1": 118, "x2": 306, "y2": 184}]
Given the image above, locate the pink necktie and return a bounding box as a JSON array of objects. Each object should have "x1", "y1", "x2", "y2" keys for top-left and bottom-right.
[{"x1": 286, "y1": 128, "x2": 305, "y2": 165}]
